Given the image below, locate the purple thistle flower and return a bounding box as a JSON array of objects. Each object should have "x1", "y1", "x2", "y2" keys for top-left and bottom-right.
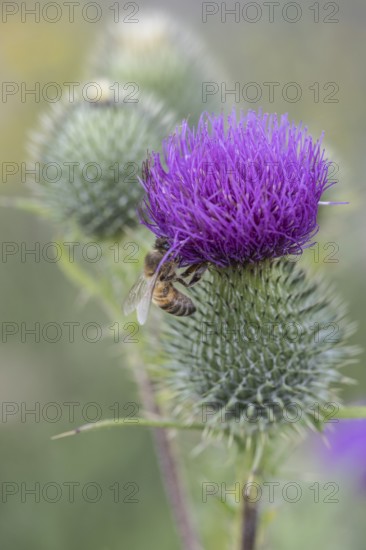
[
  {"x1": 319, "y1": 419, "x2": 366, "y2": 491},
  {"x1": 140, "y1": 110, "x2": 335, "y2": 267}
]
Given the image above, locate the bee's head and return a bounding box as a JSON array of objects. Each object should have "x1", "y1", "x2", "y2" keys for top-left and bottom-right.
[{"x1": 155, "y1": 237, "x2": 170, "y2": 252}]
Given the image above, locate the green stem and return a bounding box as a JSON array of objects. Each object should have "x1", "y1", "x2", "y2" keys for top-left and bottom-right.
[
  {"x1": 334, "y1": 406, "x2": 366, "y2": 419},
  {"x1": 136, "y1": 370, "x2": 202, "y2": 550},
  {"x1": 237, "y1": 439, "x2": 265, "y2": 550},
  {"x1": 0, "y1": 196, "x2": 50, "y2": 216},
  {"x1": 240, "y1": 473, "x2": 259, "y2": 550}
]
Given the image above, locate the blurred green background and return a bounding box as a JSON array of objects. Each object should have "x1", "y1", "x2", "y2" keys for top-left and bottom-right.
[{"x1": 1, "y1": 0, "x2": 366, "y2": 548}]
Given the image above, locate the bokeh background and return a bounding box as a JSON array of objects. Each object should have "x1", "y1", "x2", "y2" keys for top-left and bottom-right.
[{"x1": 1, "y1": 0, "x2": 366, "y2": 548}]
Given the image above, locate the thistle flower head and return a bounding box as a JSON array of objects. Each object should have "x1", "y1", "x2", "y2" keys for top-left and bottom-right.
[{"x1": 140, "y1": 111, "x2": 333, "y2": 267}]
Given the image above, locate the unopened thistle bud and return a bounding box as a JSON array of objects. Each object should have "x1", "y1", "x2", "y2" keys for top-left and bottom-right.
[
  {"x1": 29, "y1": 82, "x2": 173, "y2": 239},
  {"x1": 89, "y1": 13, "x2": 225, "y2": 122}
]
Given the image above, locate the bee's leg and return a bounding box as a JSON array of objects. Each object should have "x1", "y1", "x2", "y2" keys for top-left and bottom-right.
[
  {"x1": 176, "y1": 263, "x2": 208, "y2": 287},
  {"x1": 186, "y1": 264, "x2": 208, "y2": 287},
  {"x1": 175, "y1": 265, "x2": 195, "y2": 287},
  {"x1": 180, "y1": 264, "x2": 197, "y2": 278}
]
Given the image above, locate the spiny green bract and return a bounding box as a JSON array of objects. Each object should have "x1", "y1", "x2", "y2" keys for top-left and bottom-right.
[
  {"x1": 163, "y1": 260, "x2": 356, "y2": 438},
  {"x1": 29, "y1": 87, "x2": 174, "y2": 239}
]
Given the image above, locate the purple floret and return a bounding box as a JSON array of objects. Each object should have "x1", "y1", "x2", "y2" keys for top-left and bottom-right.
[
  {"x1": 319, "y1": 419, "x2": 366, "y2": 491},
  {"x1": 139, "y1": 110, "x2": 333, "y2": 267}
]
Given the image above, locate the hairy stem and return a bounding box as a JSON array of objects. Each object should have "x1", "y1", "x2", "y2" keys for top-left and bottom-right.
[
  {"x1": 240, "y1": 477, "x2": 259, "y2": 550},
  {"x1": 238, "y1": 441, "x2": 264, "y2": 550},
  {"x1": 135, "y1": 368, "x2": 201, "y2": 550}
]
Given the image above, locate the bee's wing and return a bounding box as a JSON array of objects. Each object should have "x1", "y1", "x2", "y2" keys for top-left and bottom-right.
[
  {"x1": 123, "y1": 271, "x2": 159, "y2": 325},
  {"x1": 123, "y1": 273, "x2": 147, "y2": 315},
  {"x1": 136, "y1": 271, "x2": 159, "y2": 325}
]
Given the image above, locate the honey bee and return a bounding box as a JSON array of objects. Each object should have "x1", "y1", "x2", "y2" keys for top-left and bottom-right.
[{"x1": 123, "y1": 238, "x2": 207, "y2": 325}]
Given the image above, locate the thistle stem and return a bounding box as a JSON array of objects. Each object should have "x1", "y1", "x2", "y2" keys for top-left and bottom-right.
[
  {"x1": 238, "y1": 441, "x2": 264, "y2": 550},
  {"x1": 240, "y1": 475, "x2": 259, "y2": 550},
  {"x1": 136, "y1": 368, "x2": 201, "y2": 550}
]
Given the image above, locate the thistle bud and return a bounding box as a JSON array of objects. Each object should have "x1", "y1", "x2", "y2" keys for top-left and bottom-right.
[
  {"x1": 89, "y1": 13, "x2": 225, "y2": 122},
  {"x1": 29, "y1": 82, "x2": 173, "y2": 239}
]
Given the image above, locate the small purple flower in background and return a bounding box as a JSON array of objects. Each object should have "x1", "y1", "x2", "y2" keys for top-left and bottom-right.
[
  {"x1": 319, "y1": 419, "x2": 366, "y2": 491},
  {"x1": 140, "y1": 110, "x2": 334, "y2": 267}
]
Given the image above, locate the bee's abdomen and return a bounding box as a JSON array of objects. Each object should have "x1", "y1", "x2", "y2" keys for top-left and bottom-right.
[
  {"x1": 153, "y1": 284, "x2": 196, "y2": 317},
  {"x1": 163, "y1": 297, "x2": 196, "y2": 316}
]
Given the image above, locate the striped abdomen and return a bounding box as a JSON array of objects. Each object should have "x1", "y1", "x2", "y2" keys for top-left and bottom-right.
[{"x1": 152, "y1": 282, "x2": 196, "y2": 316}]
